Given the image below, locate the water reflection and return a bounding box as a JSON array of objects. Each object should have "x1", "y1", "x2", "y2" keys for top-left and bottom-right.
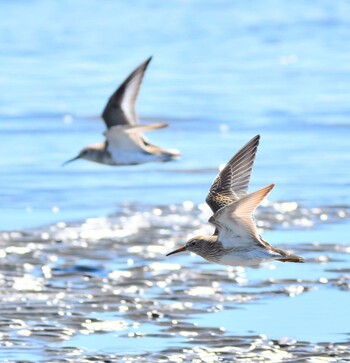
[{"x1": 0, "y1": 201, "x2": 349, "y2": 360}]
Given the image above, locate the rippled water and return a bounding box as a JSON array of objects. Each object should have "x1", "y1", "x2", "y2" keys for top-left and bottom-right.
[
  {"x1": 1, "y1": 0, "x2": 350, "y2": 362},
  {"x1": 0, "y1": 202, "x2": 349, "y2": 361}
]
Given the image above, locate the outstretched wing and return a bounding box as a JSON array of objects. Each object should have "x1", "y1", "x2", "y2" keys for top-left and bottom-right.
[
  {"x1": 209, "y1": 184, "x2": 274, "y2": 249},
  {"x1": 206, "y1": 135, "x2": 260, "y2": 214},
  {"x1": 124, "y1": 123, "x2": 168, "y2": 134},
  {"x1": 104, "y1": 125, "x2": 144, "y2": 153},
  {"x1": 102, "y1": 57, "x2": 152, "y2": 128},
  {"x1": 104, "y1": 123, "x2": 167, "y2": 152}
]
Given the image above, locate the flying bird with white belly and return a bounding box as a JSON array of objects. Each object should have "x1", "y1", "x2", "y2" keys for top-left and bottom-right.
[
  {"x1": 166, "y1": 135, "x2": 303, "y2": 266},
  {"x1": 63, "y1": 57, "x2": 180, "y2": 166}
]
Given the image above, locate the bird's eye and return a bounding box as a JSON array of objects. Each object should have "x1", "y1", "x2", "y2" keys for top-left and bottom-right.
[{"x1": 191, "y1": 241, "x2": 197, "y2": 246}]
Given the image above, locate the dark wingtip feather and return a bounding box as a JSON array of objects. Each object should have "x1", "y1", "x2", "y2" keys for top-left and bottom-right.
[{"x1": 277, "y1": 254, "x2": 304, "y2": 263}]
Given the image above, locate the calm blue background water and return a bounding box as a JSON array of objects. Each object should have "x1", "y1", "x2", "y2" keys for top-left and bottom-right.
[
  {"x1": 1, "y1": 0, "x2": 349, "y2": 230},
  {"x1": 0, "y1": 1, "x2": 349, "y2": 360}
]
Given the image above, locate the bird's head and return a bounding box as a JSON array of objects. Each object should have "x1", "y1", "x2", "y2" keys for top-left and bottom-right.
[
  {"x1": 166, "y1": 237, "x2": 206, "y2": 257},
  {"x1": 62, "y1": 147, "x2": 96, "y2": 166}
]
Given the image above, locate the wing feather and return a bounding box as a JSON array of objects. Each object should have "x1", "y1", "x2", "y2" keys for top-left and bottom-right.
[
  {"x1": 209, "y1": 184, "x2": 274, "y2": 249},
  {"x1": 104, "y1": 125, "x2": 144, "y2": 152},
  {"x1": 124, "y1": 123, "x2": 168, "y2": 134},
  {"x1": 206, "y1": 135, "x2": 260, "y2": 213},
  {"x1": 102, "y1": 57, "x2": 152, "y2": 128}
]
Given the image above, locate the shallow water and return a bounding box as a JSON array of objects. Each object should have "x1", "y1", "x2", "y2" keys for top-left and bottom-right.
[{"x1": 1, "y1": 0, "x2": 350, "y2": 362}]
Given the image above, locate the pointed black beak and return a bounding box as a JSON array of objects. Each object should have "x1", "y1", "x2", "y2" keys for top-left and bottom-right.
[
  {"x1": 61, "y1": 155, "x2": 80, "y2": 166},
  {"x1": 166, "y1": 245, "x2": 187, "y2": 256}
]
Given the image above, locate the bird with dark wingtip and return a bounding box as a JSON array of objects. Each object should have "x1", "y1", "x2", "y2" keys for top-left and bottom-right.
[
  {"x1": 63, "y1": 57, "x2": 180, "y2": 166},
  {"x1": 166, "y1": 135, "x2": 304, "y2": 266}
]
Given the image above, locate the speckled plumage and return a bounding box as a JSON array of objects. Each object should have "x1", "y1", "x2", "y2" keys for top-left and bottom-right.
[
  {"x1": 206, "y1": 135, "x2": 260, "y2": 214},
  {"x1": 167, "y1": 136, "x2": 304, "y2": 266}
]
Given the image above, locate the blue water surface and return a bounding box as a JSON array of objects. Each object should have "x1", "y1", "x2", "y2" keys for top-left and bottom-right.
[
  {"x1": 1, "y1": 0, "x2": 350, "y2": 230},
  {"x1": 0, "y1": 1, "x2": 349, "y2": 360}
]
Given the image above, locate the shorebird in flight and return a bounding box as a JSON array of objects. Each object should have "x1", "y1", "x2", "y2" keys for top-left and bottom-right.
[
  {"x1": 167, "y1": 135, "x2": 303, "y2": 266},
  {"x1": 63, "y1": 57, "x2": 180, "y2": 166}
]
